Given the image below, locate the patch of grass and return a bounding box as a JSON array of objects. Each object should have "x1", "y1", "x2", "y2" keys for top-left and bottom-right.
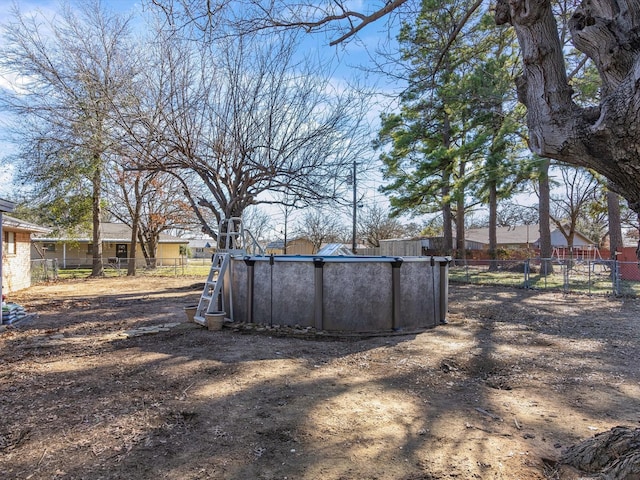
[
  {"x1": 449, "y1": 265, "x2": 640, "y2": 296},
  {"x1": 56, "y1": 260, "x2": 212, "y2": 279}
]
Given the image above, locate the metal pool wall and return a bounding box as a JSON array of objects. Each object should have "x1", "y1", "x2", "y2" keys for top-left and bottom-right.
[{"x1": 225, "y1": 255, "x2": 450, "y2": 333}]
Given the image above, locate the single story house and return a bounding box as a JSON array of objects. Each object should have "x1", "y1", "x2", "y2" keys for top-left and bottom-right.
[
  {"x1": 265, "y1": 237, "x2": 315, "y2": 255},
  {"x1": 32, "y1": 222, "x2": 189, "y2": 268},
  {"x1": 1, "y1": 210, "x2": 51, "y2": 294},
  {"x1": 186, "y1": 238, "x2": 216, "y2": 259},
  {"x1": 377, "y1": 225, "x2": 597, "y2": 259},
  {"x1": 465, "y1": 224, "x2": 598, "y2": 258},
  {"x1": 1, "y1": 199, "x2": 17, "y2": 303}
]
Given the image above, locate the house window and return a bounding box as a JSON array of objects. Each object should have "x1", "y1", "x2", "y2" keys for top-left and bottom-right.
[
  {"x1": 87, "y1": 244, "x2": 93, "y2": 254},
  {"x1": 43, "y1": 242, "x2": 57, "y2": 253},
  {"x1": 4, "y1": 231, "x2": 16, "y2": 255},
  {"x1": 115, "y1": 244, "x2": 128, "y2": 259}
]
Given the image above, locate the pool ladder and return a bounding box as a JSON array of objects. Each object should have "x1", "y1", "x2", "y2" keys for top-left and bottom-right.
[{"x1": 193, "y1": 252, "x2": 230, "y2": 325}]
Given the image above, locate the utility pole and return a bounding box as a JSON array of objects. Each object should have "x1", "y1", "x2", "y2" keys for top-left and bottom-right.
[
  {"x1": 283, "y1": 207, "x2": 289, "y2": 255},
  {"x1": 351, "y1": 160, "x2": 357, "y2": 254}
]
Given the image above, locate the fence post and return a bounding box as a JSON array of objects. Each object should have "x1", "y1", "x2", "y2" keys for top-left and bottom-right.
[
  {"x1": 563, "y1": 263, "x2": 569, "y2": 292},
  {"x1": 524, "y1": 259, "x2": 530, "y2": 289},
  {"x1": 612, "y1": 260, "x2": 619, "y2": 296}
]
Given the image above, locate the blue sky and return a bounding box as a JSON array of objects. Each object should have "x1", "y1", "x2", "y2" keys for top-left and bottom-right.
[{"x1": 0, "y1": 0, "x2": 400, "y2": 232}]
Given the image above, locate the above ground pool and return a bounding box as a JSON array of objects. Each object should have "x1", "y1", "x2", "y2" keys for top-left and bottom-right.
[{"x1": 221, "y1": 255, "x2": 450, "y2": 333}]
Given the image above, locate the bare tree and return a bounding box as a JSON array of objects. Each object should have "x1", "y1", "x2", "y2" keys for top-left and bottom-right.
[
  {"x1": 357, "y1": 204, "x2": 409, "y2": 247},
  {"x1": 104, "y1": 162, "x2": 194, "y2": 274},
  {"x1": 120, "y1": 26, "x2": 372, "y2": 241},
  {"x1": 241, "y1": 206, "x2": 272, "y2": 243},
  {"x1": 295, "y1": 208, "x2": 346, "y2": 251},
  {"x1": 0, "y1": 1, "x2": 135, "y2": 276},
  {"x1": 148, "y1": 0, "x2": 640, "y2": 232},
  {"x1": 549, "y1": 164, "x2": 600, "y2": 251},
  {"x1": 496, "y1": 203, "x2": 539, "y2": 227}
]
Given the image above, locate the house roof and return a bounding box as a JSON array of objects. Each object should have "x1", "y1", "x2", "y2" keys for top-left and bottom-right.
[
  {"x1": 187, "y1": 238, "x2": 215, "y2": 249},
  {"x1": 2, "y1": 215, "x2": 50, "y2": 234},
  {"x1": 0, "y1": 198, "x2": 16, "y2": 213},
  {"x1": 465, "y1": 225, "x2": 539, "y2": 245},
  {"x1": 266, "y1": 237, "x2": 312, "y2": 249},
  {"x1": 33, "y1": 222, "x2": 187, "y2": 244},
  {"x1": 465, "y1": 224, "x2": 596, "y2": 247},
  {"x1": 266, "y1": 239, "x2": 285, "y2": 250}
]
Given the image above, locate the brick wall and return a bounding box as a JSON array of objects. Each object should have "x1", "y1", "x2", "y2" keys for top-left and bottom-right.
[{"x1": 2, "y1": 231, "x2": 32, "y2": 293}]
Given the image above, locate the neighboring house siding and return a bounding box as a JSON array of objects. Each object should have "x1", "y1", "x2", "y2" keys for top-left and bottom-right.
[
  {"x1": 287, "y1": 239, "x2": 314, "y2": 255},
  {"x1": 187, "y1": 239, "x2": 216, "y2": 258},
  {"x1": 157, "y1": 243, "x2": 182, "y2": 259},
  {"x1": 2, "y1": 231, "x2": 32, "y2": 293},
  {"x1": 379, "y1": 239, "x2": 427, "y2": 256},
  {"x1": 548, "y1": 230, "x2": 593, "y2": 247},
  {"x1": 32, "y1": 241, "x2": 186, "y2": 267},
  {"x1": 265, "y1": 238, "x2": 315, "y2": 255},
  {"x1": 191, "y1": 247, "x2": 213, "y2": 258}
]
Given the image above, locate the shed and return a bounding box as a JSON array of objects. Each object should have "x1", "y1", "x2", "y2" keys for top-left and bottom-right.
[
  {"x1": 379, "y1": 238, "x2": 431, "y2": 256},
  {"x1": 265, "y1": 237, "x2": 315, "y2": 255}
]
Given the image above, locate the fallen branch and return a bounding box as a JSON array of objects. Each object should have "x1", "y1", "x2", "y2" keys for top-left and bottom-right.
[{"x1": 475, "y1": 407, "x2": 501, "y2": 421}]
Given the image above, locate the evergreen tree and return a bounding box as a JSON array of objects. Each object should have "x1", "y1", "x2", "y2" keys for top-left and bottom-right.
[
  {"x1": 1, "y1": 2, "x2": 136, "y2": 276},
  {"x1": 376, "y1": 0, "x2": 528, "y2": 259}
]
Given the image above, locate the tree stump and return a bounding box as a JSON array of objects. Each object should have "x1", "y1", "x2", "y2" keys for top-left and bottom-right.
[{"x1": 559, "y1": 426, "x2": 640, "y2": 479}]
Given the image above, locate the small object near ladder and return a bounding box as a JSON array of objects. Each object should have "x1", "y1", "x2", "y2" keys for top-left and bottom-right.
[{"x1": 193, "y1": 252, "x2": 230, "y2": 326}]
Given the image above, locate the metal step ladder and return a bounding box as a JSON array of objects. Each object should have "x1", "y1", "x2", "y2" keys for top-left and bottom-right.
[
  {"x1": 218, "y1": 217, "x2": 265, "y2": 255},
  {"x1": 193, "y1": 252, "x2": 230, "y2": 326}
]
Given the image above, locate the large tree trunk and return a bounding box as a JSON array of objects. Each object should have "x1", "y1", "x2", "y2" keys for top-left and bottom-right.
[
  {"x1": 455, "y1": 203, "x2": 465, "y2": 260},
  {"x1": 442, "y1": 113, "x2": 454, "y2": 257},
  {"x1": 455, "y1": 162, "x2": 466, "y2": 260},
  {"x1": 488, "y1": 181, "x2": 498, "y2": 271},
  {"x1": 442, "y1": 181, "x2": 453, "y2": 256},
  {"x1": 91, "y1": 159, "x2": 104, "y2": 277},
  {"x1": 495, "y1": 0, "x2": 640, "y2": 216},
  {"x1": 559, "y1": 426, "x2": 640, "y2": 479},
  {"x1": 607, "y1": 188, "x2": 623, "y2": 260},
  {"x1": 538, "y1": 158, "x2": 553, "y2": 273},
  {"x1": 127, "y1": 176, "x2": 142, "y2": 276},
  {"x1": 148, "y1": 235, "x2": 158, "y2": 268}
]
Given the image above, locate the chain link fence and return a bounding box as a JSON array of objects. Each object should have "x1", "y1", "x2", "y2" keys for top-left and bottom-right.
[
  {"x1": 31, "y1": 257, "x2": 214, "y2": 282},
  {"x1": 449, "y1": 258, "x2": 640, "y2": 296},
  {"x1": 33, "y1": 256, "x2": 640, "y2": 297},
  {"x1": 31, "y1": 259, "x2": 59, "y2": 284}
]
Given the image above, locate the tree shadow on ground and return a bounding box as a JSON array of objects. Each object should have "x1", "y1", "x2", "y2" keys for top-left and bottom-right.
[{"x1": 1, "y1": 281, "x2": 638, "y2": 479}]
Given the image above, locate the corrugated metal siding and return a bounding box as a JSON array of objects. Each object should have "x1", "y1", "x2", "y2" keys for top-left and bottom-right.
[{"x1": 379, "y1": 239, "x2": 425, "y2": 256}]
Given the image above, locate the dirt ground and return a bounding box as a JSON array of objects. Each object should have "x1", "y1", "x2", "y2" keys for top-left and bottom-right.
[{"x1": 1, "y1": 276, "x2": 639, "y2": 480}]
